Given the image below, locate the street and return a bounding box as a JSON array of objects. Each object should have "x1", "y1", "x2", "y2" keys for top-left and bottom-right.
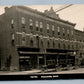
[{"x1": 0, "y1": 68, "x2": 84, "y2": 75}]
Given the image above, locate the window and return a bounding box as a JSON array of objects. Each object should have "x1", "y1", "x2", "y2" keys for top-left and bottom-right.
[
  {"x1": 11, "y1": 33, "x2": 15, "y2": 46},
  {"x1": 57, "y1": 27, "x2": 60, "y2": 35},
  {"x1": 29, "y1": 19, "x2": 33, "y2": 26},
  {"x1": 40, "y1": 22, "x2": 43, "y2": 32},
  {"x1": 67, "y1": 29, "x2": 69, "y2": 34},
  {"x1": 71, "y1": 31, "x2": 73, "y2": 35},
  {"x1": 11, "y1": 19, "x2": 14, "y2": 29},
  {"x1": 29, "y1": 19, "x2": 33, "y2": 30},
  {"x1": 52, "y1": 25, "x2": 54, "y2": 31},
  {"x1": 67, "y1": 30, "x2": 69, "y2": 38},
  {"x1": 22, "y1": 32, "x2": 26, "y2": 45},
  {"x1": 63, "y1": 44, "x2": 66, "y2": 49},
  {"x1": 57, "y1": 26, "x2": 60, "y2": 32},
  {"x1": 21, "y1": 17, "x2": 25, "y2": 24},
  {"x1": 41, "y1": 40, "x2": 43, "y2": 47},
  {"x1": 11, "y1": 19, "x2": 14, "y2": 24},
  {"x1": 40, "y1": 22, "x2": 43, "y2": 28},
  {"x1": 52, "y1": 25, "x2": 55, "y2": 34},
  {"x1": 47, "y1": 24, "x2": 49, "y2": 33},
  {"x1": 30, "y1": 40, "x2": 33, "y2": 47},
  {"x1": 63, "y1": 28, "x2": 65, "y2": 36},
  {"x1": 47, "y1": 41, "x2": 50, "y2": 48},
  {"x1": 36, "y1": 21, "x2": 39, "y2": 31},
  {"x1": 22, "y1": 32, "x2": 26, "y2": 38},
  {"x1": 47, "y1": 24, "x2": 49, "y2": 29},
  {"x1": 12, "y1": 33, "x2": 14, "y2": 40}
]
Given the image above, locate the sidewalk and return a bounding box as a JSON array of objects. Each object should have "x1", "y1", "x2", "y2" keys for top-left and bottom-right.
[
  {"x1": 0, "y1": 69, "x2": 41, "y2": 75},
  {"x1": 0, "y1": 68, "x2": 84, "y2": 75}
]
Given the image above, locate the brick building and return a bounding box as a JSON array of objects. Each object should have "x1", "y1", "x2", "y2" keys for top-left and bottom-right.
[{"x1": 0, "y1": 6, "x2": 84, "y2": 71}]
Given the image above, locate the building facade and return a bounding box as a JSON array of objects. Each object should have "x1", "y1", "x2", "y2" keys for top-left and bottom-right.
[{"x1": 0, "y1": 6, "x2": 84, "y2": 71}]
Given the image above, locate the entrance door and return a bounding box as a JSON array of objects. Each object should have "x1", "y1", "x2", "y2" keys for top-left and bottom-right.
[
  {"x1": 19, "y1": 56, "x2": 31, "y2": 71},
  {"x1": 39, "y1": 56, "x2": 44, "y2": 68}
]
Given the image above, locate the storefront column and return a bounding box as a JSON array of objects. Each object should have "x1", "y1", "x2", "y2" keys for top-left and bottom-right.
[
  {"x1": 44, "y1": 55, "x2": 46, "y2": 65},
  {"x1": 37, "y1": 55, "x2": 39, "y2": 69}
]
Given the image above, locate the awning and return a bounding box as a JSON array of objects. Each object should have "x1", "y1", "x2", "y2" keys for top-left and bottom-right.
[{"x1": 19, "y1": 51, "x2": 75, "y2": 56}]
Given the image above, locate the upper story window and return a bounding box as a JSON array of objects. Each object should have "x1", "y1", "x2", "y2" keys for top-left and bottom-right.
[
  {"x1": 40, "y1": 22, "x2": 43, "y2": 28},
  {"x1": 47, "y1": 24, "x2": 49, "y2": 33},
  {"x1": 63, "y1": 28, "x2": 65, "y2": 33},
  {"x1": 36, "y1": 21, "x2": 39, "y2": 27},
  {"x1": 52, "y1": 25, "x2": 55, "y2": 34},
  {"x1": 40, "y1": 22, "x2": 43, "y2": 32},
  {"x1": 57, "y1": 26, "x2": 60, "y2": 32},
  {"x1": 11, "y1": 33, "x2": 15, "y2": 46},
  {"x1": 22, "y1": 32, "x2": 26, "y2": 38},
  {"x1": 47, "y1": 24, "x2": 49, "y2": 30},
  {"x1": 29, "y1": 19, "x2": 33, "y2": 30},
  {"x1": 52, "y1": 25, "x2": 54, "y2": 31},
  {"x1": 11, "y1": 19, "x2": 14, "y2": 24},
  {"x1": 12, "y1": 33, "x2": 15, "y2": 40},
  {"x1": 71, "y1": 30, "x2": 73, "y2": 35},
  {"x1": 36, "y1": 21, "x2": 39, "y2": 31},
  {"x1": 11, "y1": 19, "x2": 14, "y2": 29},
  {"x1": 57, "y1": 26, "x2": 60, "y2": 35},
  {"x1": 30, "y1": 40, "x2": 33, "y2": 47},
  {"x1": 67, "y1": 29, "x2": 69, "y2": 34},
  {"x1": 63, "y1": 28, "x2": 65, "y2": 36},
  {"x1": 21, "y1": 17, "x2": 25, "y2": 24},
  {"x1": 29, "y1": 19, "x2": 33, "y2": 26}
]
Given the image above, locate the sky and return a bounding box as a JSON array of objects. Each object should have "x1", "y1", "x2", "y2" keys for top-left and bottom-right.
[{"x1": 0, "y1": 4, "x2": 84, "y2": 31}]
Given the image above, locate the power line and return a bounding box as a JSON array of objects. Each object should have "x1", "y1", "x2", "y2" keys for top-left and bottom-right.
[{"x1": 55, "y1": 4, "x2": 73, "y2": 12}]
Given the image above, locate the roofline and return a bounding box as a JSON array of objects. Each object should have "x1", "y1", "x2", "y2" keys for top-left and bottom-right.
[{"x1": 14, "y1": 6, "x2": 76, "y2": 26}]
